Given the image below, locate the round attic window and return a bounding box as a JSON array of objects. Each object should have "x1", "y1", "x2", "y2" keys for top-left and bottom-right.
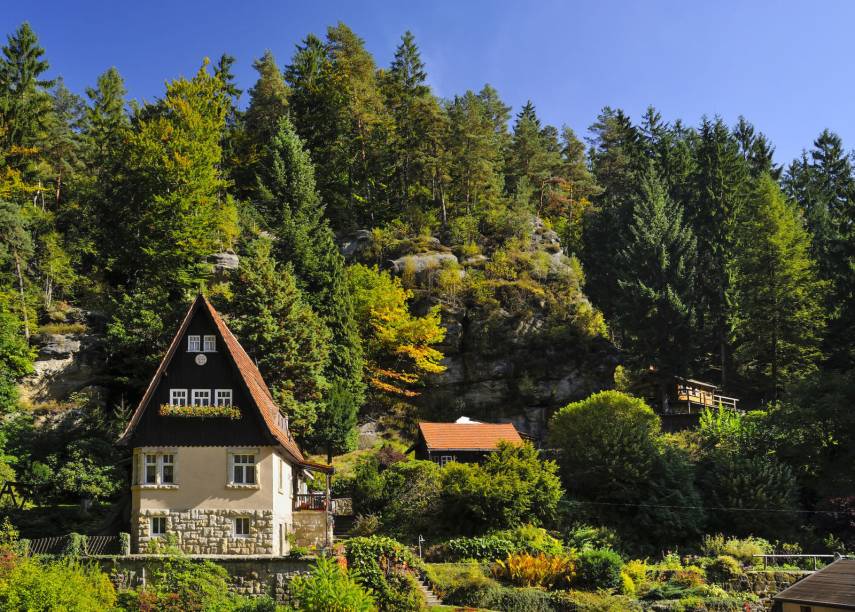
[{"x1": 194, "y1": 353, "x2": 207, "y2": 366}]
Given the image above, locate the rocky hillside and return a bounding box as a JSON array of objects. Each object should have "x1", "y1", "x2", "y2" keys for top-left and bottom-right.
[{"x1": 342, "y1": 218, "x2": 618, "y2": 441}]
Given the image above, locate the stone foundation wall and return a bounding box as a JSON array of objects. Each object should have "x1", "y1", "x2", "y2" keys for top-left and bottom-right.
[
  {"x1": 99, "y1": 556, "x2": 312, "y2": 604},
  {"x1": 292, "y1": 510, "x2": 332, "y2": 549},
  {"x1": 134, "y1": 509, "x2": 274, "y2": 555}
]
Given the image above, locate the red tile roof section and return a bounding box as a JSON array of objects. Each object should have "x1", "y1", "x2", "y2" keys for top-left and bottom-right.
[
  {"x1": 418, "y1": 422, "x2": 523, "y2": 451},
  {"x1": 119, "y1": 295, "x2": 332, "y2": 473}
]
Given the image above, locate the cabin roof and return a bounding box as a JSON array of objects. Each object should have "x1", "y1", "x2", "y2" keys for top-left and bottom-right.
[
  {"x1": 118, "y1": 294, "x2": 332, "y2": 473},
  {"x1": 418, "y1": 421, "x2": 523, "y2": 451},
  {"x1": 675, "y1": 376, "x2": 718, "y2": 390},
  {"x1": 774, "y1": 559, "x2": 855, "y2": 608}
]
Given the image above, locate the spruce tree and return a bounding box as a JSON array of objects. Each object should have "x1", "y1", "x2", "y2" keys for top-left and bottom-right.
[
  {"x1": 729, "y1": 174, "x2": 827, "y2": 399},
  {"x1": 228, "y1": 238, "x2": 331, "y2": 441},
  {"x1": 255, "y1": 116, "x2": 365, "y2": 455},
  {"x1": 616, "y1": 166, "x2": 698, "y2": 404},
  {"x1": 688, "y1": 118, "x2": 750, "y2": 386}
]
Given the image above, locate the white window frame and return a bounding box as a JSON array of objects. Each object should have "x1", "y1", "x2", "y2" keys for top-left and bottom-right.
[
  {"x1": 214, "y1": 389, "x2": 233, "y2": 407},
  {"x1": 144, "y1": 454, "x2": 158, "y2": 484},
  {"x1": 229, "y1": 452, "x2": 257, "y2": 485},
  {"x1": 151, "y1": 516, "x2": 167, "y2": 537},
  {"x1": 203, "y1": 334, "x2": 217, "y2": 352},
  {"x1": 439, "y1": 455, "x2": 455, "y2": 467},
  {"x1": 169, "y1": 388, "x2": 188, "y2": 406},
  {"x1": 192, "y1": 389, "x2": 211, "y2": 406},
  {"x1": 140, "y1": 451, "x2": 178, "y2": 486},
  {"x1": 187, "y1": 335, "x2": 201, "y2": 352},
  {"x1": 278, "y1": 457, "x2": 285, "y2": 493},
  {"x1": 234, "y1": 517, "x2": 251, "y2": 538}
]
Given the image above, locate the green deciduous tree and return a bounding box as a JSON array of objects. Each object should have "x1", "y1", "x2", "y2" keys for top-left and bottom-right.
[{"x1": 440, "y1": 441, "x2": 563, "y2": 534}]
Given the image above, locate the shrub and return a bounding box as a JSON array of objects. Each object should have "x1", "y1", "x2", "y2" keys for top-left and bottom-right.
[
  {"x1": 574, "y1": 548, "x2": 624, "y2": 590},
  {"x1": 440, "y1": 535, "x2": 516, "y2": 562},
  {"x1": 700, "y1": 534, "x2": 772, "y2": 565},
  {"x1": 439, "y1": 441, "x2": 563, "y2": 533},
  {"x1": 563, "y1": 523, "x2": 621, "y2": 552},
  {"x1": 139, "y1": 554, "x2": 236, "y2": 610},
  {"x1": 289, "y1": 556, "x2": 375, "y2": 612},
  {"x1": 351, "y1": 513, "x2": 381, "y2": 537},
  {"x1": 704, "y1": 554, "x2": 743, "y2": 584},
  {"x1": 423, "y1": 562, "x2": 494, "y2": 598},
  {"x1": 494, "y1": 524, "x2": 564, "y2": 555},
  {"x1": 444, "y1": 582, "x2": 554, "y2": 612},
  {"x1": 0, "y1": 557, "x2": 116, "y2": 611},
  {"x1": 63, "y1": 532, "x2": 88, "y2": 558},
  {"x1": 551, "y1": 589, "x2": 643, "y2": 611},
  {"x1": 621, "y1": 559, "x2": 649, "y2": 596},
  {"x1": 344, "y1": 536, "x2": 424, "y2": 611},
  {"x1": 491, "y1": 551, "x2": 576, "y2": 588}
]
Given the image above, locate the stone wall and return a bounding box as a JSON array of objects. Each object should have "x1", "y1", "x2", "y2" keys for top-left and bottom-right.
[
  {"x1": 135, "y1": 509, "x2": 273, "y2": 555},
  {"x1": 292, "y1": 510, "x2": 331, "y2": 549},
  {"x1": 98, "y1": 556, "x2": 312, "y2": 604}
]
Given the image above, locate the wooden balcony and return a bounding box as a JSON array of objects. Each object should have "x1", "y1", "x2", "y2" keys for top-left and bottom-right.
[
  {"x1": 669, "y1": 391, "x2": 739, "y2": 414},
  {"x1": 294, "y1": 492, "x2": 328, "y2": 511}
]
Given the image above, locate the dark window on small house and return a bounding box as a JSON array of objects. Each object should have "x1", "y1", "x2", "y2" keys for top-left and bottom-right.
[
  {"x1": 151, "y1": 516, "x2": 167, "y2": 537},
  {"x1": 234, "y1": 517, "x2": 250, "y2": 537}
]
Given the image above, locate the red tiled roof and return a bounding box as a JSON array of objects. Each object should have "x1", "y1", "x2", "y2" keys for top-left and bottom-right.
[
  {"x1": 418, "y1": 422, "x2": 523, "y2": 451},
  {"x1": 118, "y1": 294, "x2": 332, "y2": 473}
]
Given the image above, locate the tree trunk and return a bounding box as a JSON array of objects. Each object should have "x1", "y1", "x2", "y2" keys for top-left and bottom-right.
[{"x1": 13, "y1": 250, "x2": 29, "y2": 340}]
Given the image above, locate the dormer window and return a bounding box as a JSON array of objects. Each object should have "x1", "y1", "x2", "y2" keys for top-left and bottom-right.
[
  {"x1": 187, "y1": 335, "x2": 201, "y2": 352},
  {"x1": 203, "y1": 335, "x2": 216, "y2": 352}
]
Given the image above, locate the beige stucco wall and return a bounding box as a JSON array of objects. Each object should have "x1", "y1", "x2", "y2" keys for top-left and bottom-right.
[
  {"x1": 131, "y1": 445, "x2": 302, "y2": 555},
  {"x1": 132, "y1": 445, "x2": 276, "y2": 511},
  {"x1": 782, "y1": 603, "x2": 847, "y2": 612}
]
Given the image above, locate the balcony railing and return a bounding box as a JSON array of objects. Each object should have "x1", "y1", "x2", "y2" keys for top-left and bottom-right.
[
  {"x1": 294, "y1": 493, "x2": 328, "y2": 511},
  {"x1": 669, "y1": 393, "x2": 740, "y2": 414}
]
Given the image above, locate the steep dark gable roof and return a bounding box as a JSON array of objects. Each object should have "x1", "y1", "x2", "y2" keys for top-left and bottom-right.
[
  {"x1": 774, "y1": 559, "x2": 855, "y2": 608},
  {"x1": 118, "y1": 294, "x2": 331, "y2": 473}
]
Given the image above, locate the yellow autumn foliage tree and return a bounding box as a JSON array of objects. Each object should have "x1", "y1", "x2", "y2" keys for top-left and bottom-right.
[{"x1": 347, "y1": 263, "x2": 445, "y2": 397}]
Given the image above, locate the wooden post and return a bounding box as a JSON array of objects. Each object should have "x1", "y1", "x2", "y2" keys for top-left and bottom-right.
[{"x1": 325, "y1": 472, "x2": 332, "y2": 550}]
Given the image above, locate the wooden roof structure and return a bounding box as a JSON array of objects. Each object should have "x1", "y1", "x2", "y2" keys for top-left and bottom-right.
[
  {"x1": 118, "y1": 294, "x2": 332, "y2": 473},
  {"x1": 774, "y1": 559, "x2": 855, "y2": 609},
  {"x1": 418, "y1": 422, "x2": 523, "y2": 452}
]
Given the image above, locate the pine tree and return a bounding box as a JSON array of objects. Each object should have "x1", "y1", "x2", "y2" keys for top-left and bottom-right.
[
  {"x1": 583, "y1": 107, "x2": 646, "y2": 322},
  {"x1": 244, "y1": 51, "x2": 289, "y2": 147},
  {"x1": 734, "y1": 116, "x2": 780, "y2": 180},
  {"x1": 382, "y1": 31, "x2": 447, "y2": 220},
  {"x1": 616, "y1": 166, "x2": 698, "y2": 404},
  {"x1": 255, "y1": 116, "x2": 365, "y2": 454},
  {"x1": 505, "y1": 101, "x2": 563, "y2": 213},
  {"x1": 0, "y1": 23, "x2": 54, "y2": 156},
  {"x1": 729, "y1": 174, "x2": 827, "y2": 399},
  {"x1": 784, "y1": 130, "x2": 855, "y2": 367}
]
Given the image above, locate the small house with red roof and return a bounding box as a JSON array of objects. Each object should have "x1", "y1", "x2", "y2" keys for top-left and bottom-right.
[
  {"x1": 118, "y1": 294, "x2": 333, "y2": 555},
  {"x1": 413, "y1": 419, "x2": 524, "y2": 466}
]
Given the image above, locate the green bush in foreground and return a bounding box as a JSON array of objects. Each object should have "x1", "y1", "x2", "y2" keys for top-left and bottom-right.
[
  {"x1": 574, "y1": 548, "x2": 624, "y2": 590},
  {"x1": 290, "y1": 556, "x2": 375, "y2": 612},
  {"x1": 345, "y1": 536, "x2": 425, "y2": 611},
  {"x1": 0, "y1": 556, "x2": 116, "y2": 611}
]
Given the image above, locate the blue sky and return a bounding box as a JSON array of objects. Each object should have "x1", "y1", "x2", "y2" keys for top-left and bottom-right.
[{"x1": 4, "y1": 1, "x2": 855, "y2": 165}]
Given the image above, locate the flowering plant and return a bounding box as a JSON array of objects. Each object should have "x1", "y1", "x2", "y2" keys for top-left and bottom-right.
[{"x1": 159, "y1": 404, "x2": 241, "y2": 419}]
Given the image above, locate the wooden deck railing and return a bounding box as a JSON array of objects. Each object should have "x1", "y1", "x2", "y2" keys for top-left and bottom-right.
[{"x1": 294, "y1": 492, "x2": 328, "y2": 511}]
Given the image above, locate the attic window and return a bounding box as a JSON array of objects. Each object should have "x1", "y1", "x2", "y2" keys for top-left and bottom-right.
[
  {"x1": 192, "y1": 389, "x2": 211, "y2": 406},
  {"x1": 215, "y1": 389, "x2": 233, "y2": 406},
  {"x1": 187, "y1": 335, "x2": 201, "y2": 352},
  {"x1": 170, "y1": 389, "x2": 188, "y2": 406},
  {"x1": 203, "y1": 335, "x2": 216, "y2": 352}
]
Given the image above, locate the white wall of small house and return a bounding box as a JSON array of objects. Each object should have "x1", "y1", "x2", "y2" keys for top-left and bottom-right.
[{"x1": 272, "y1": 453, "x2": 293, "y2": 555}]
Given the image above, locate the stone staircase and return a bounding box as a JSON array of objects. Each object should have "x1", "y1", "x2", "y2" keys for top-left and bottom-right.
[{"x1": 416, "y1": 574, "x2": 443, "y2": 607}]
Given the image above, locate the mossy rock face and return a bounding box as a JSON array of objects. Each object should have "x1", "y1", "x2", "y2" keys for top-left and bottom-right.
[{"x1": 738, "y1": 570, "x2": 803, "y2": 595}]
